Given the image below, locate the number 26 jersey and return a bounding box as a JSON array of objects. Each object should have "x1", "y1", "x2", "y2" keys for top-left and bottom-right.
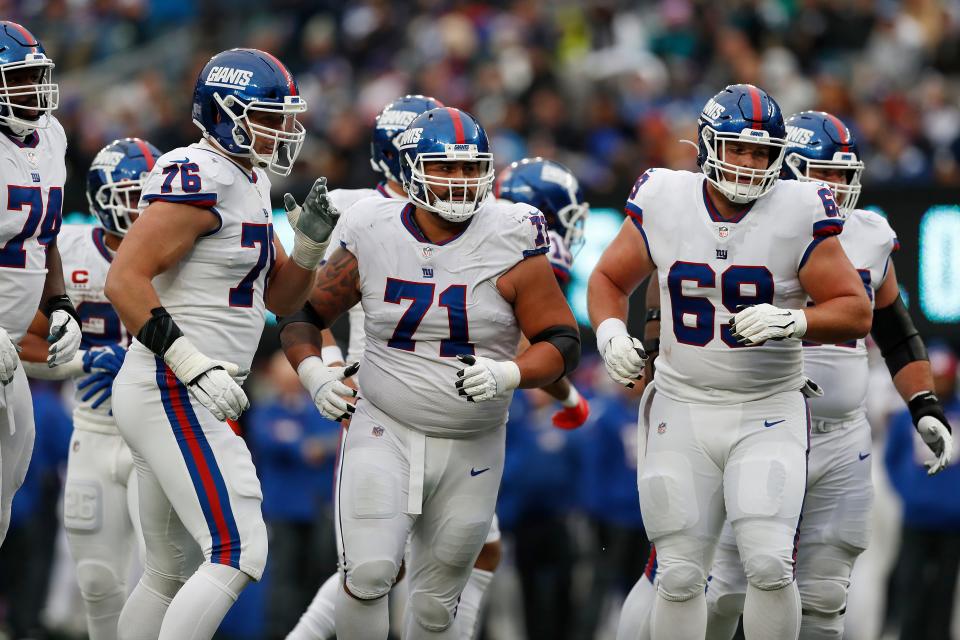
[{"x1": 627, "y1": 169, "x2": 844, "y2": 405}]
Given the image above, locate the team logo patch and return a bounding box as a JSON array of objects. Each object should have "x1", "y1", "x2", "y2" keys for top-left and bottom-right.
[
  {"x1": 422, "y1": 267, "x2": 434, "y2": 278},
  {"x1": 657, "y1": 421, "x2": 667, "y2": 435},
  {"x1": 371, "y1": 425, "x2": 384, "y2": 438},
  {"x1": 31, "y1": 171, "x2": 40, "y2": 183},
  {"x1": 716, "y1": 249, "x2": 728, "y2": 260},
  {"x1": 205, "y1": 66, "x2": 254, "y2": 90}
]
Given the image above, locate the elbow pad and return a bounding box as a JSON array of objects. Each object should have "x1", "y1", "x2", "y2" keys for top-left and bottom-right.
[
  {"x1": 530, "y1": 324, "x2": 581, "y2": 379},
  {"x1": 277, "y1": 302, "x2": 326, "y2": 335},
  {"x1": 871, "y1": 297, "x2": 927, "y2": 377}
]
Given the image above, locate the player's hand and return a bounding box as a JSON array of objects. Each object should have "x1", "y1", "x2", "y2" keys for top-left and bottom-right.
[
  {"x1": 553, "y1": 395, "x2": 590, "y2": 430},
  {"x1": 917, "y1": 416, "x2": 953, "y2": 475},
  {"x1": 82, "y1": 345, "x2": 126, "y2": 377},
  {"x1": 728, "y1": 304, "x2": 807, "y2": 346},
  {"x1": 163, "y1": 337, "x2": 250, "y2": 421},
  {"x1": 77, "y1": 372, "x2": 115, "y2": 410},
  {"x1": 455, "y1": 354, "x2": 521, "y2": 402},
  {"x1": 284, "y1": 177, "x2": 340, "y2": 269},
  {"x1": 297, "y1": 356, "x2": 359, "y2": 421},
  {"x1": 47, "y1": 310, "x2": 83, "y2": 367},
  {"x1": 601, "y1": 335, "x2": 647, "y2": 388},
  {"x1": 0, "y1": 327, "x2": 20, "y2": 385}
]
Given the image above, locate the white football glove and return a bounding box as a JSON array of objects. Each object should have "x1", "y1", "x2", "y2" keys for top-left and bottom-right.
[
  {"x1": 454, "y1": 354, "x2": 521, "y2": 402},
  {"x1": 917, "y1": 415, "x2": 953, "y2": 475},
  {"x1": 284, "y1": 177, "x2": 341, "y2": 270},
  {"x1": 728, "y1": 304, "x2": 807, "y2": 346},
  {"x1": 601, "y1": 335, "x2": 647, "y2": 388},
  {"x1": 163, "y1": 337, "x2": 250, "y2": 421},
  {"x1": 297, "y1": 356, "x2": 359, "y2": 421},
  {"x1": 0, "y1": 327, "x2": 20, "y2": 385},
  {"x1": 47, "y1": 309, "x2": 83, "y2": 367}
]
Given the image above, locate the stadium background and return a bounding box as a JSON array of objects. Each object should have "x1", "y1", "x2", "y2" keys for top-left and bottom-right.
[{"x1": 2, "y1": 1, "x2": 960, "y2": 639}]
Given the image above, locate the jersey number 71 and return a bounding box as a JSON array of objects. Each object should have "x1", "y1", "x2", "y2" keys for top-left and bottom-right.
[{"x1": 384, "y1": 278, "x2": 474, "y2": 357}]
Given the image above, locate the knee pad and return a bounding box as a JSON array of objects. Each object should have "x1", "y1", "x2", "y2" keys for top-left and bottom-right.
[
  {"x1": 76, "y1": 560, "x2": 123, "y2": 601},
  {"x1": 657, "y1": 561, "x2": 706, "y2": 602},
  {"x1": 637, "y1": 453, "x2": 699, "y2": 539},
  {"x1": 742, "y1": 553, "x2": 793, "y2": 591},
  {"x1": 409, "y1": 592, "x2": 453, "y2": 632},
  {"x1": 800, "y1": 577, "x2": 848, "y2": 617},
  {"x1": 432, "y1": 518, "x2": 490, "y2": 568},
  {"x1": 345, "y1": 560, "x2": 398, "y2": 600}
]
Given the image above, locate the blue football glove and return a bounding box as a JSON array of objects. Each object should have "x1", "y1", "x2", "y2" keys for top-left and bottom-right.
[
  {"x1": 82, "y1": 345, "x2": 126, "y2": 376},
  {"x1": 77, "y1": 372, "x2": 115, "y2": 409}
]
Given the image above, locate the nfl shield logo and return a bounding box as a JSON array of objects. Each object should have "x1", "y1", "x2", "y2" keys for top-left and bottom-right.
[
  {"x1": 371, "y1": 425, "x2": 384, "y2": 438},
  {"x1": 657, "y1": 422, "x2": 667, "y2": 435},
  {"x1": 718, "y1": 226, "x2": 729, "y2": 238},
  {"x1": 420, "y1": 246, "x2": 434, "y2": 259}
]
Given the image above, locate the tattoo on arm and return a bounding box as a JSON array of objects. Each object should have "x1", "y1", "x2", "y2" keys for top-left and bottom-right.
[{"x1": 310, "y1": 247, "x2": 362, "y2": 326}]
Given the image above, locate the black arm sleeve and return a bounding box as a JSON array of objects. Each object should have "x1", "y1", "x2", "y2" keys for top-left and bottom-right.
[
  {"x1": 871, "y1": 297, "x2": 927, "y2": 377},
  {"x1": 276, "y1": 301, "x2": 326, "y2": 335},
  {"x1": 530, "y1": 324, "x2": 581, "y2": 379},
  {"x1": 137, "y1": 307, "x2": 184, "y2": 357}
]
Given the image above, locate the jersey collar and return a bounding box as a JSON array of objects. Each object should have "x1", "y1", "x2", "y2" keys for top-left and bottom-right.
[
  {"x1": 92, "y1": 227, "x2": 114, "y2": 263},
  {"x1": 0, "y1": 125, "x2": 39, "y2": 148},
  {"x1": 702, "y1": 179, "x2": 755, "y2": 224},
  {"x1": 399, "y1": 202, "x2": 472, "y2": 246}
]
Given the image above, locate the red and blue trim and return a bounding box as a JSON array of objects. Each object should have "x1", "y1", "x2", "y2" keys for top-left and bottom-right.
[
  {"x1": 747, "y1": 85, "x2": 763, "y2": 130},
  {"x1": 376, "y1": 182, "x2": 391, "y2": 198},
  {"x1": 143, "y1": 192, "x2": 218, "y2": 207},
  {"x1": 824, "y1": 113, "x2": 851, "y2": 153},
  {"x1": 447, "y1": 108, "x2": 466, "y2": 144},
  {"x1": 399, "y1": 202, "x2": 472, "y2": 246},
  {"x1": 2, "y1": 128, "x2": 39, "y2": 148},
  {"x1": 154, "y1": 357, "x2": 242, "y2": 570},
  {"x1": 91, "y1": 227, "x2": 113, "y2": 263},
  {"x1": 4, "y1": 21, "x2": 39, "y2": 52},
  {"x1": 624, "y1": 201, "x2": 643, "y2": 225},
  {"x1": 643, "y1": 545, "x2": 658, "y2": 582},
  {"x1": 259, "y1": 49, "x2": 297, "y2": 97},
  {"x1": 702, "y1": 181, "x2": 754, "y2": 223},
  {"x1": 813, "y1": 218, "x2": 844, "y2": 238},
  {"x1": 132, "y1": 138, "x2": 156, "y2": 172}
]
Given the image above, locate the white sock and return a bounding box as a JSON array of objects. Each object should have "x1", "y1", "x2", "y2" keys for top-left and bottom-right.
[
  {"x1": 286, "y1": 573, "x2": 340, "y2": 640},
  {"x1": 335, "y1": 583, "x2": 389, "y2": 640},
  {"x1": 743, "y1": 582, "x2": 801, "y2": 640},
  {"x1": 616, "y1": 576, "x2": 656, "y2": 640},
  {"x1": 82, "y1": 588, "x2": 126, "y2": 640},
  {"x1": 705, "y1": 606, "x2": 741, "y2": 640},
  {"x1": 117, "y1": 570, "x2": 183, "y2": 640},
  {"x1": 650, "y1": 591, "x2": 706, "y2": 640},
  {"x1": 457, "y1": 568, "x2": 493, "y2": 640},
  {"x1": 158, "y1": 563, "x2": 250, "y2": 640}
]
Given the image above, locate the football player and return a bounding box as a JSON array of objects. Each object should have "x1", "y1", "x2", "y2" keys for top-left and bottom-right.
[
  {"x1": 18, "y1": 137, "x2": 161, "y2": 640},
  {"x1": 700, "y1": 112, "x2": 953, "y2": 640},
  {"x1": 0, "y1": 20, "x2": 82, "y2": 547},
  {"x1": 278, "y1": 107, "x2": 579, "y2": 639},
  {"x1": 588, "y1": 85, "x2": 872, "y2": 640},
  {"x1": 497, "y1": 157, "x2": 591, "y2": 429},
  {"x1": 104, "y1": 48, "x2": 335, "y2": 640}
]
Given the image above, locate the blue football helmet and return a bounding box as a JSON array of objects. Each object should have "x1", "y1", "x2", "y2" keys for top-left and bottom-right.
[
  {"x1": 397, "y1": 107, "x2": 495, "y2": 223},
  {"x1": 87, "y1": 138, "x2": 162, "y2": 236},
  {"x1": 192, "y1": 48, "x2": 306, "y2": 176},
  {"x1": 697, "y1": 84, "x2": 787, "y2": 204},
  {"x1": 370, "y1": 94, "x2": 445, "y2": 184},
  {"x1": 496, "y1": 157, "x2": 588, "y2": 253},
  {"x1": 782, "y1": 111, "x2": 864, "y2": 217},
  {"x1": 0, "y1": 21, "x2": 58, "y2": 137}
]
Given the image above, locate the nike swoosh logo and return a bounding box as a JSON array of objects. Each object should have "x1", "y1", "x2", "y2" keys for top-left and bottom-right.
[
  {"x1": 470, "y1": 467, "x2": 490, "y2": 477},
  {"x1": 859, "y1": 452, "x2": 871, "y2": 461},
  {"x1": 168, "y1": 157, "x2": 190, "y2": 164},
  {"x1": 764, "y1": 419, "x2": 786, "y2": 428}
]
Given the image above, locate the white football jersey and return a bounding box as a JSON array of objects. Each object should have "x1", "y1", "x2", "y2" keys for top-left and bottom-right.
[
  {"x1": 58, "y1": 224, "x2": 131, "y2": 425},
  {"x1": 546, "y1": 229, "x2": 574, "y2": 286},
  {"x1": 129, "y1": 140, "x2": 275, "y2": 370},
  {"x1": 338, "y1": 197, "x2": 549, "y2": 437},
  {"x1": 803, "y1": 209, "x2": 898, "y2": 420},
  {"x1": 628, "y1": 169, "x2": 844, "y2": 404},
  {"x1": 325, "y1": 182, "x2": 404, "y2": 363},
  {"x1": 0, "y1": 118, "x2": 68, "y2": 342}
]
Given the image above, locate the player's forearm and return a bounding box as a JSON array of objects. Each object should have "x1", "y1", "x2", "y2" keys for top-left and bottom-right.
[
  {"x1": 18, "y1": 330, "x2": 50, "y2": 364},
  {"x1": 541, "y1": 376, "x2": 572, "y2": 401},
  {"x1": 265, "y1": 258, "x2": 316, "y2": 316},
  {"x1": 39, "y1": 242, "x2": 66, "y2": 303},
  {"x1": 279, "y1": 321, "x2": 325, "y2": 370},
  {"x1": 104, "y1": 268, "x2": 163, "y2": 336},
  {"x1": 892, "y1": 361, "x2": 936, "y2": 404},
  {"x1": 799, "y1": 294, "x2": 872, "y2": 344},
  {"x1": 587, "y1": 269, "x2": 631, "y2": 331},
  {"x1": 515, "y1": 342, "x2": 566, "y2": 389}
]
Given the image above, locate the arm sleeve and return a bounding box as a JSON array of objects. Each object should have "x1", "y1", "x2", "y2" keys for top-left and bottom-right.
[{"x1": 798, "y1": 183, "x2": 845, "y2": 270}]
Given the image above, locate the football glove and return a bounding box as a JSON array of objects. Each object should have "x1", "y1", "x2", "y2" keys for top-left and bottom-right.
[
  {"x1": 284, "y1": 177, "x2": 341, "y2": 270},
  {"x1": 728, "y1": 304, "x2": 807, "y2": 346},
  {"x1": 77, "y1": 372, "x2": 115, "y2": 410},
  {"x1": 82, "y1": 344, "x2": 126, "y2": 377},
  {"x1": 909, "y1": 391, "x2": 954, "y2": 475},
  {"x1": 163, "y1": 337, "x2": 250, "y2": 421},
  {"x1": 552, "y1": 387, "x2": 590, "y2": 430},
  {"x1": 0, "y1": 327, "x2": 19, "y2": 385},
  {"x1": 47, "y1": 309, "x2": 83, "y2": 367},
  {"x1": 455, "y1": 354, "x2": 521, "y2": 402},
  {"x1": 297, "y1": 357, "x2": 359, "y2": 421},
  {"x1": 601, "y1": 335, "x2": 647, "y2": 388}
]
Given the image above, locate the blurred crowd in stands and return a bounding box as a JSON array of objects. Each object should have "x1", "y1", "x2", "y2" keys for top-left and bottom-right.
[{"x1": 11, "y1": 0, "x2": 960, "y2": 212}]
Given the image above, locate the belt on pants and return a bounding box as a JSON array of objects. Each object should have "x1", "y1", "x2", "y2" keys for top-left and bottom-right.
[{"x1": 810, "y1": 417, "x2": 857, "y2": 433}]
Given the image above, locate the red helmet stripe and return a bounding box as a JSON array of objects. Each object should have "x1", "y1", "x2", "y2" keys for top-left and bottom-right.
[
  {"x1": 748, "y1": 85, "x2": 762, "y2": 130},
  {"x1": 5, "y1": 21, "x2": 39, "y2": 53},
  {"x1": 131, "y1": 138, "x2": 156, "y2": 171},
  {"x1": 447, "y1": 108, "x2": 466, "y2": 144},
  {"x1": 825, "y1": 113, "x2": 850, "y2": 152},
  {"x1": 258, "y1": 49, "x2": 297, "y2": 97}
]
